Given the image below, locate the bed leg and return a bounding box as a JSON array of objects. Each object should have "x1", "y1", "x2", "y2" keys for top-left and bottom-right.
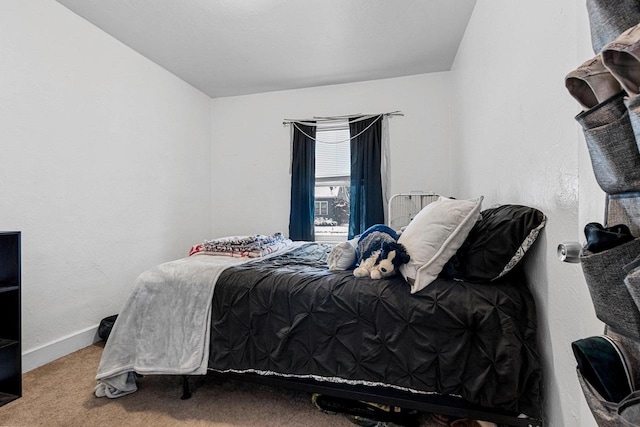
[{"x1": 180, "y1": 375, "x2": 192, "y2": 400}]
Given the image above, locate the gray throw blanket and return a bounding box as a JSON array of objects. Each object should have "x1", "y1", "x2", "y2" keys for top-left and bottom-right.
[{"x1": 94, "y1": 254, "x2": 253, "y2": 398}]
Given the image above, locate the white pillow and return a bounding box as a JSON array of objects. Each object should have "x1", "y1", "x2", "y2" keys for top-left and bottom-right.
[
  {"x1": 327, "y1": 238, "x2": 358, "y2": 271},
  {"x1": 399, "y1": 196, "x2": 483, "y2": 293}
]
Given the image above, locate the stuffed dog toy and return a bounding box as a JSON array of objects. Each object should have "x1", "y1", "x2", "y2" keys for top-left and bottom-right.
[{"x1": 353, "y1": 224, "x2": 410, "y2": 279}]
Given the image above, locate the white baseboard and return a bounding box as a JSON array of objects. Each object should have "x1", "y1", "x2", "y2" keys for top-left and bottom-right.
[{"x1": 22, "y1": 324, "x2": 101, "y2": 373}]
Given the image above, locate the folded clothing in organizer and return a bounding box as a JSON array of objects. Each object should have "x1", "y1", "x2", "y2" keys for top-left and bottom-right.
[
  {"x1": 572, "y1": 335, "x2": 634, "y2": 403},
  {"x1": 189, "y1": 232, "x2": 292, "y2": 257}
]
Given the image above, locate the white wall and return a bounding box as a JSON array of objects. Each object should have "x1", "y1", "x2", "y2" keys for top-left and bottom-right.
[
  {"x1": 451, "y1": 1, "x2": 605, "y2": 425},
  {"x1": 210, "y1": 73, "x2": 454, "y2": 237},
  {"x1": 1, "y1": 1, "x2": 613, "y2": 424},
  {"x1": 0, "y1": 1, "x2": 212, "y2": 369}
]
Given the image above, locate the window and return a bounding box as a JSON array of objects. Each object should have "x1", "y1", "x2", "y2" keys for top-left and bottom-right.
[
  {"x1": 314, "y1": 120, "x2": 350, "y2": 242},
  {"x1": 289, "y1": 114, "x2": 387, "y2": 242},
  {"x1": 314, "y1": 201, "x2": 328, "y2": 216}
]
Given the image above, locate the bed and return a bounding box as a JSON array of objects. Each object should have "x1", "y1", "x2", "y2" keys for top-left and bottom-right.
[{"x1": 94, "y1": 198, "x2": 546, "y2": 427}]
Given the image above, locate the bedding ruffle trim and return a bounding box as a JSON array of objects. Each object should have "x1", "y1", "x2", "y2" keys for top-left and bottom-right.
[{"x1": 209, "y1": 367, "x2": 446, "y2": 397}]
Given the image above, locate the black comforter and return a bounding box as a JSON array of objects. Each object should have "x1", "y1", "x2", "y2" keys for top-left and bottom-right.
[{"x1": 208, "y1": 243, "x2": 542, "y2": 418}]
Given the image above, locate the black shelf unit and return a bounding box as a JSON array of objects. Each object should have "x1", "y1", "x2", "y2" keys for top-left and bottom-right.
[{"x1": 0, "y1": 231, "x2": 21, "y2": 407}]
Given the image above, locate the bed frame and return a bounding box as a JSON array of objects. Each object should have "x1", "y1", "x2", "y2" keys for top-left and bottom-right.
[{"x1": 180, "y1": 374, "x2": 544, "y2": 427}]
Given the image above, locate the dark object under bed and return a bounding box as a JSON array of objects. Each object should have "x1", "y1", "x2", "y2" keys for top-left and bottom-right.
[{"x1": 206, "y1": 243, "x2": 543, "y2": 427}]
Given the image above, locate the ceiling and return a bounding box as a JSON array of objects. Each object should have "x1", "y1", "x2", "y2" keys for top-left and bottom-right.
[{"x1": 54, "y1": 0, "x2": 477, "y2": 98}]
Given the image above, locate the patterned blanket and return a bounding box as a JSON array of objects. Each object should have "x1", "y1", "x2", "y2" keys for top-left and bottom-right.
[{"x1": 189, "y1": 232, "x2": 292, "y2": 258}]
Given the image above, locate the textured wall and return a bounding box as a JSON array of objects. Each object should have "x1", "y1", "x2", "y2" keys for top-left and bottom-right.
[{"x1": 450, "y1": 1, "x2": 604, "y2": 425}]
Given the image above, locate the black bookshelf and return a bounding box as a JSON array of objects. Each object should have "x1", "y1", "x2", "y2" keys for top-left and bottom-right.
[{"x1": 0, "y1": 232, "x2": 21, "y2": 406}]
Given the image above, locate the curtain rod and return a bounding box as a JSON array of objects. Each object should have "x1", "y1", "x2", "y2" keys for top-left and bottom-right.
[{"x1": 282, "y1": 110, "x2": 403, "y2": 126}]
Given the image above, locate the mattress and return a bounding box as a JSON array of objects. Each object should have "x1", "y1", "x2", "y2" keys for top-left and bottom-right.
[{"x1": 207, "y1": 242, "x2": 542, "y2": 418}]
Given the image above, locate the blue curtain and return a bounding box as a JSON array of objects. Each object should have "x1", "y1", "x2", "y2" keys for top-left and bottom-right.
[
  {"x1": 349, "y1": 116, "x2": 384, "y2": 239},
  {"x1": 288, "y1": 123, "x2": 316, "y2": 241}
]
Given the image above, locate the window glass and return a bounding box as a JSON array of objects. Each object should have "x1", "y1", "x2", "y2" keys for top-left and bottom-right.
[{"x1": 315, "y1": 121, "x2": 350, "y2": 242}]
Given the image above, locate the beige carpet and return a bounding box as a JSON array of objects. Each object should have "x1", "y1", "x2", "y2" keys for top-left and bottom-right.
[{"x1": 0, "y1": 343, "x2": 446, "y2": 427}]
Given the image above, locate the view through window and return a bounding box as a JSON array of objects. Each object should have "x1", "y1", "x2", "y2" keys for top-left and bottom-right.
[{"x1": 315, "y1": 120, "x2": 350, "y2": 242}]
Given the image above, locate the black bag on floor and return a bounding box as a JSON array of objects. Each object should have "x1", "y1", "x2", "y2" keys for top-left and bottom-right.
[{"x1": 98, "y1": 314, "x2": 118, "y2": 341}]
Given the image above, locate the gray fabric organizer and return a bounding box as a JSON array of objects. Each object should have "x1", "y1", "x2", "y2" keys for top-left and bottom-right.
[
  {"x1": 607, "y1": 193, "x2": 640, "y2": 237},
  {"x1": 575, "y1": 195, "x2": 640, "y2": 426},
  {"x1": 571, "y1": 2, "x2": 640, "y2": 424},
  {"x1": 576, "y1": 119, "x2": 640, "y2": 427}
]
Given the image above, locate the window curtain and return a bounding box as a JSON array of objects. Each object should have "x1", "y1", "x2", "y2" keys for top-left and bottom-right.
[
  {"x1": 288, "y1": 123, "x2": 316, "y2": 241},
  {"x1": 349, "y1": 116, "x2": 385, "y2": 239}
]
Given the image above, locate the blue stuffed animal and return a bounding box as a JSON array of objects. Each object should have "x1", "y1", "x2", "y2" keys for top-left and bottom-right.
[{"x1": 353, "y1": 224, "x2": 410, "y2": 279}]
